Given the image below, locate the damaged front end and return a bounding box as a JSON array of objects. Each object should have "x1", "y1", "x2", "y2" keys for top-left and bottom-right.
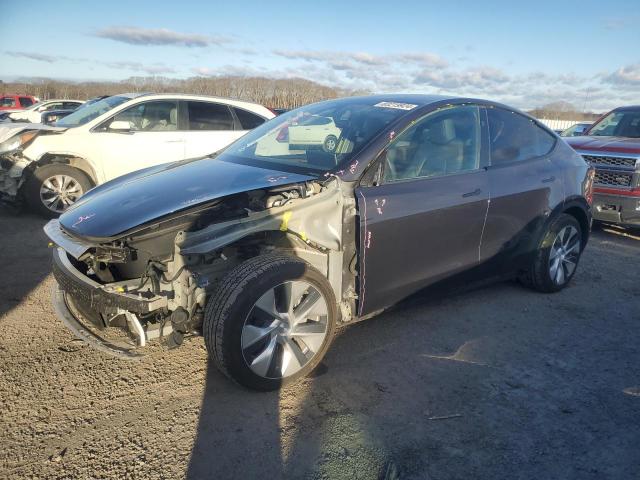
[
  {"x1": 0, "y1": 130, "x2": 39, "y2": 201},
  {"x1": 45, "y1": 178, "x2": 355, "y2": 359},
  {"x1": 0, "y1": 124, "x2": 64, "y2": 203}
]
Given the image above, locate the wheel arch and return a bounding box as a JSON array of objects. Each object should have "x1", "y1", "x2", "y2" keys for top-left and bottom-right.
[
  {"x1": 29, "y1": 154, "x2": 98, "y2": 187},
  {"x1": 559, "y1": 196, "x2": 591, "y2": 249}
]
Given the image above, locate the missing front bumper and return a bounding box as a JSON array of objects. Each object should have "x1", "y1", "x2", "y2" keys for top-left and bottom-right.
[
  {"x1": 51, "y1": 247, "x2": 173, "y2": 358},
  {"x1": 52, "y1": 286, "x2": 144, "y2": 359},
  {"x1": 52, "y1": 246, "x2": 168, "y2": 314}
]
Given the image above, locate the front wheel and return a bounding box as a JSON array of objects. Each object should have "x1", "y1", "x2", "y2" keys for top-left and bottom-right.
[
  {"x1": 23, "y1": 164, "x2": 92, "y2": 218},
  {"x1": 203, "y1": 253, "x2": 337, "y2": 391},
  {"x1": 521, "y1": 213, "x2": 583, "y2": 293},
  {"x1": 323, "y1": 135, "x2": 338, "y2": 153}
]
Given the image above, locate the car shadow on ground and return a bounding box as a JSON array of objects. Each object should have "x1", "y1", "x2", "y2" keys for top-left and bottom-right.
[
  {"x1": 186, "y1": 227, "x2": 640, "y2": 479},
  {"x1": 0, "y1": 205, "x2": 51, "y2": 319}
]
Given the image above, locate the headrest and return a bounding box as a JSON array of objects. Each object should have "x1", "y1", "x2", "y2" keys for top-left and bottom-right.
[{"x1": 422, "y1": 118, "x2": 456, "y2": 145}]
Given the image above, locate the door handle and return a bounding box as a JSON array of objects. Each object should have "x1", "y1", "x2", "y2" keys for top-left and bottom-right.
[
  {"x1": 541, "y1": 176, "x2": 555, "y2": 183},
  {"x1": 164, "y1": 140, "x2": 184, "y2": 143},
  {"x1": 462, "y1": 188, "x2": 482, "y2": 198}
]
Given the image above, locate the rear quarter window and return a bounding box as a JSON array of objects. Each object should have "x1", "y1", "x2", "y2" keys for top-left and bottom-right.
[
  {"x1": 487, "y1": 108, "x2": 555, "y2": 165},
  {"x1": 233, "y1": 107, "x2": 266, "y2": 130}
]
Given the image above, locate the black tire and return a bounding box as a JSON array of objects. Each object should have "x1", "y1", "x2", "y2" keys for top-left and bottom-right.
[
  {"x1": 521, "y1": 213, "x2": 583, "y2": 293},
  {"x1": 203, "y1": 253, "x2": 337, "y2": 391},
  {"x1": 23, "y1": 164, "x2": 92, "y2": 218},
  {"x1": 323, "y1": 135, "x2": 338, "y2": 153}
]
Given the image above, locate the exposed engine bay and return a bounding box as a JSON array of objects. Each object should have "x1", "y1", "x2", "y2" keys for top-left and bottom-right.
[{"x1": 47, "y1": 178, "x2": 358, "y2": 357}]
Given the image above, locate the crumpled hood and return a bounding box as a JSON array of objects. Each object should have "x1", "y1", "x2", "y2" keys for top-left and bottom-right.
[
  {"x1": 59, "y1": 156, "x2": 316, "y2": 239},
  {"x1": 0, "y1": 122, "x2": 66, "y2": 144},
  {"x1": 566, "y1": 136, "x2": 640, "y2": 155}
]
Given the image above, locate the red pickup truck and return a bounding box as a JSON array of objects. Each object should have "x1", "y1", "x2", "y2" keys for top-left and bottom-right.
[
  {"x1": 566, "y1": 105, "x2": 640, "y2": 228},
  {"x1": 0, "y1": 94, "x2": 38, "y2": 111}
]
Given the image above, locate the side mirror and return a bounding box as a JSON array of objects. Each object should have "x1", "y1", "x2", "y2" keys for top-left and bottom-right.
[{"x1": 109, "y1": 120, "x2": 132, "y2": 132}]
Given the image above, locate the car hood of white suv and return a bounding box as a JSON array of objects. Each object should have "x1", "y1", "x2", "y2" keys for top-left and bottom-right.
[{"x1": 0, "y1": 122, "x2": 66, "y2": 143}]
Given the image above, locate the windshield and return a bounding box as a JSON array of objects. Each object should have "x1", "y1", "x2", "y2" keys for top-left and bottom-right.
[
  {"x1": 588, "y1": 109, "x2": 640, "y2": 138},
  {"x1": 221, "y1": 97, "x2": 414, "y2": 174},
  {"x1": 56, "y1": 96, "x2": 131, "y2": 128}
]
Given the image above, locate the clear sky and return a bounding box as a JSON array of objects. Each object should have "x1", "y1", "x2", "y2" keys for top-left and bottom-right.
[{"x1": 1, "y1": 0, "x2": 638, "y2": 111}]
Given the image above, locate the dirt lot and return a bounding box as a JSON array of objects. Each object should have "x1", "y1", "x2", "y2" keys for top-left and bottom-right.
[{"x1": 1, "y1": 206, "x2": 639, "y2": 480}]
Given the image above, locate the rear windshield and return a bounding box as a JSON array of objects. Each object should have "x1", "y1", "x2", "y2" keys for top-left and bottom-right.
[
  {"x1": 220, "y1": 98, "x2": 414, "y2": 175},
  {"x1": 56, "y1": 96, "x2": 131, "y2": 128},
  {"x1": 588, "y1": 109, "x2": 640, "y2": 138}
]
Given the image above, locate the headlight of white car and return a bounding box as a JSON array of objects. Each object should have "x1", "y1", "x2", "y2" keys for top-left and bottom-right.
[{"x1": 0, "y1": 131, "x2": 38, "y2": 154}]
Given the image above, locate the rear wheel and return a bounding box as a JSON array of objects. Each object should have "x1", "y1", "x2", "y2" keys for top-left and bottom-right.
[
  {"x1": 203, "y1": 253, "x2": 337, "y2": 391},
  {"x1": 24, "y1": 164, "x2": 92, "y2": 218},
  {"x1": 521, "y1": 214, "x2": 583, "y2": 293}
]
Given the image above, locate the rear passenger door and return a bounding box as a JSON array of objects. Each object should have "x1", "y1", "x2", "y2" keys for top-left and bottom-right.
[
  {"x1": 480, "y1": 107, "x2": 562, "y2": 265},
  {"x1": 182, "y1": 101, "x2": 255, "y2": 158}
]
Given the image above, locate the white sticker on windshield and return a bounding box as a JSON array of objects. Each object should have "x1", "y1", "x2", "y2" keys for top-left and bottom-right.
[{"x1": 374, "y1": 101, "x2": 418, "y2": 110}]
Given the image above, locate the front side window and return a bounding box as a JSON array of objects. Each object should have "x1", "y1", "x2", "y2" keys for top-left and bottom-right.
[
  {"x1": 233, "y1": 107, "x2": 266, "y2": 130},
  {"x1": 19, "y1": 97, "x2": 34, "y2": 107},
  {"x1": 110, "y1": 101, "x2": 178, "y2": 131},
  {"x1": 188, "y1": 102, "x2": 234, "y2": 131},
  {"x1": 588, "y1": 109, "x2": 640, "y2": 138},
  {"x1": 42, "y1": 102, "x2": 64, "y2": 112},
  {"x1": 487, "y1": 108, "x2": 555, "y2": 165},
  {"x1": 382, "y1": 105, "x2": 481, "y2": 182},
  {"x1": 63, "y1": 102, "x2": 81, "y2": 110},
  {"x1": 58, "y1": 95, "x2": 131, "y2": 128}
]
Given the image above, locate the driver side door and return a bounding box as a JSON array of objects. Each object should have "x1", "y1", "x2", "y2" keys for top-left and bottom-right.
[{"x1": 355, "y1": 105, "x2": 489, "y2": 315}]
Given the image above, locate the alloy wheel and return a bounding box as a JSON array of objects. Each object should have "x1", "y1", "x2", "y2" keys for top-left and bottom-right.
[
  {"x1": 241, "y1": 280, "x2": 329, "y2": 379},
  {"x1": 40, "y1": 174, "x2": 83, "y2": 213},
  {"x1": 548, "y1": 225, "x2": 580, "y2": 286}
]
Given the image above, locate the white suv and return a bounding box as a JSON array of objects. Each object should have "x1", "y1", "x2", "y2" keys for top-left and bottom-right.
[{"x1": 0, "y1": 93, "x2": 274, "y2": 216}]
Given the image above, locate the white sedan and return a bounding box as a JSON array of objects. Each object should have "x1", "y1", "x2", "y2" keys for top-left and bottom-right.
[
  {"x1": 0, "y1": 93, "x2": 274, "y2": 216},
  {"x1": 8, "y1": 99, "x2": 85, "y2": 124}
]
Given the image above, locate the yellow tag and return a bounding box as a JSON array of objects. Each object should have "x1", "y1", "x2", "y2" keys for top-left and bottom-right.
[
  {"x1": 48, "y1": 242, "x2": 55, "y2": 248},
  {"x1": 300, "y1": 231, "x2": 307, "y2": 241},
  {"x1": 280, "y1": 211, "x2": 292, "y2": 231},
  {"x1": 116, "y1": 286, "x2": 125, "y2": 293}
]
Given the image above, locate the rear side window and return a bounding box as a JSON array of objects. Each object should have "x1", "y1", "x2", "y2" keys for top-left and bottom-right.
[
  {"x1": 63, "y1": 102, "x2": 80, "y2": 110},
  {"x1": 233, "y1": 107, "x2": 266, "y2": 130},
  {"x1": 188, "y1": 101, "x2": 234, "y2": 131},
  {"x1": 1, "y1": 97, "x2": 16, "y2": 107},
  {"x1": 19, "y1": 97, "x2": 34, "y2": 107},
  {"x1": 487, "y1": 108, "x2": 555, "y2": 165}
]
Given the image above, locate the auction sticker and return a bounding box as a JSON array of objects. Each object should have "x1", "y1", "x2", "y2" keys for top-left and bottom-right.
[{"x1": 374, "y1": 101, "x2": 418, "y2": 110}]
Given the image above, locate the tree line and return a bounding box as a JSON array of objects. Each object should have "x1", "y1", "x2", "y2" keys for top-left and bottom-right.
[
  {"x1": 0, "y1": 76, "x2": 364, "y2": 109},
  {"x1": 1, "y1": 76, "x2": 603, "y2": 119}
]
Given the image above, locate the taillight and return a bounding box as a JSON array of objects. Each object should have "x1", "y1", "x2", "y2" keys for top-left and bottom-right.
[
  {"x1": 585, "y1": 167, "x2": 595, "y2": 205},
  {"x1": 276, "y1": 126, "x2": 289, "y2": 142}
]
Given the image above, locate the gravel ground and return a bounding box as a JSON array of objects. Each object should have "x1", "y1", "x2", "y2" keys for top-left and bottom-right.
[{"x1": 1, "y1": 206, "x2": 639, "y2": 480}]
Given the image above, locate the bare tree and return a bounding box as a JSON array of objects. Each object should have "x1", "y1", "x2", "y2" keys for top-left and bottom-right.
[{"x1": 1, "y1": 75, "x2": 362, "y2": 108}]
